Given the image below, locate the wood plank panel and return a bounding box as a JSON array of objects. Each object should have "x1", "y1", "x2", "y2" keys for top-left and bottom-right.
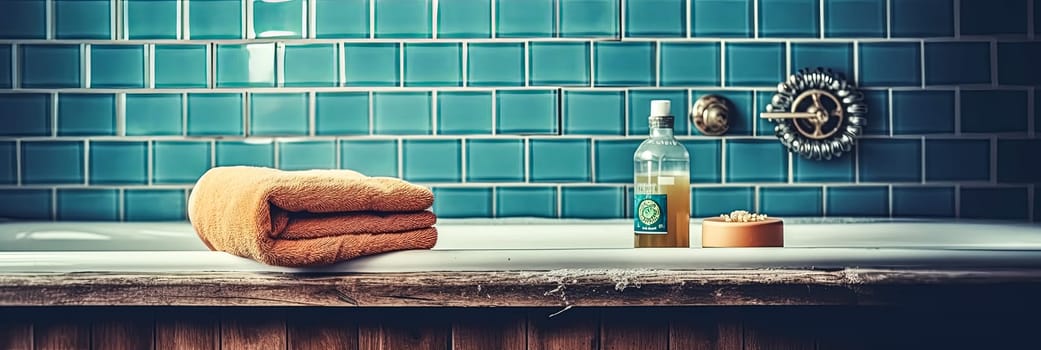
[
  {"x1": 221, "y1": 309, "x2": 286, "y2": 350},
  {"x1": 670, "y1": 313, "x2": 742, "y2": 350},
  {"x1": 33, "y1": 320, "x2": 89, "y2": 350},
  {"x1": 451, "y1": 310, "x2": 526, "y2": 350},
  {"x1": 156, "y1": 309, "x2": 218, "y2": 350},
  {"x1": 601, "y1": 309, "x2": 667, "y2": 350},
  {"x1": 92, "y1": 312, "x2": 155, "y2": 350},
  {"x1": 287, "y1": 310, "x2": 358, "y2": 350},
  {"x1": 0, "y1": 322, "x2": 31, "y2": 350},
  {"x1": 527, "y1": 308, "x2": 599, "y2": 350},
  {"x1": 358, "y1": 312, "x2": 449, "y2": 350},
  {"x1": 743, "y1": 311, "x2": 815, "y2": 350}
]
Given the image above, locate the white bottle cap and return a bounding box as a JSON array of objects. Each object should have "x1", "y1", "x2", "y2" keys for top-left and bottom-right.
[{"x1": 650, "y1": 100, "x2": 671, "y2": 117}]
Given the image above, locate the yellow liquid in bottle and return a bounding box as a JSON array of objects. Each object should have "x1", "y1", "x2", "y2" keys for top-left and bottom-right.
[{"x1": 634, "y1": 174, "x2": 690, "y2": 248}]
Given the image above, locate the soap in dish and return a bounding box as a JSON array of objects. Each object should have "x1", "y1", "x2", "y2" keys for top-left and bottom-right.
[{"x1": 701, "y1": 211, "x2": 783, "y2": 247}]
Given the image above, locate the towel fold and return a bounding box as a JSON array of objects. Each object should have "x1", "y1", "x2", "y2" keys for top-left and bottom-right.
[{"x1": 188, "y1": 166, "x2": 438, "y2": 267}]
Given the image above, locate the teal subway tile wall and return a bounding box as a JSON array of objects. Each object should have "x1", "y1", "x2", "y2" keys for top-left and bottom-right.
[{"x1": 0, "y1": 0, "x2": 1037, "y2": 222}]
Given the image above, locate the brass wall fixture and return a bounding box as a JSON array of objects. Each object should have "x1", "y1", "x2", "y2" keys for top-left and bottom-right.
[
  {"x1": 761, "y1": 68, "x2": 867, "y2": 160},
  {"x1": 691, "y1": 95, "x2": 730, "y2": 136}
]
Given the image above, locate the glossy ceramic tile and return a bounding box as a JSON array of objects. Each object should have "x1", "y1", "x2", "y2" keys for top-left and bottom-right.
[
  {"x1": 466, "y1": 139, "x2": 524, "y2": 182},
  {"x1": 997, "y1": 42, "x2": 1041, "y2": 86},
  {"x1": 563, "y1": 91, "x2": 624, "y2": 135},
  {"x1": 496, "y1": 187, "x2": 557, "y2": 217},
  {"x1": 529, "y1": 139, "x2": 591, "y2": 182},
  {"x1": 216, "y1": 43, "x2": 276, "y2": 87},
  {"x1": 759, "y1": 187, "x2": 823, "y2": 217},
  {"x1": 20, "y1": 45, "x2": 81, "y2": 88},
  {"x1": 924, "y1": 42, "x2": 991, "y2": 85},
  {"x1": 90, "y1": 45, "x2": 145, "y2": 88},
  {"x1": 496, "y1": 0, "x2": 554, "y2": 37},
  {"x1": 187, "y1": 93, "x2": 244, "y2": 136},
  {"x1": 250, "y1": 93, "x2": 309, "y2": 136},
  {"x1": 125, "y1": 94, "x2": 183, "y2": 136},
  {"x1": 790, "y1": 43, "x2": 853, "y2": 78},
  {"x1": 154, "y1": 45, "x2": 208, "y2": 88},
  {"x1": 375, "y1": 0, "x2": 432, "y2": 38},
  {"x1": 252, "y1": 0, "x2": 304, "y2": 38},
  {"x1": 343, "y1": 43, "x2": 400, "y2": 86},
  {"x1": 57, "y1": 94, "x2": 116, "y2": 136},
  {"x1": 960, "y1": 187, "x2": 1029, "y2": 220},
  {"x1": 152, "y1": 141, "x2": 212, "y2": 184},
  {"x1": 467, "y1": 43, "x2": 524, "y2": 87},
  {"x1": 858, "y1": 43, "x2": 922, "y2": 87},
  {"x1": 438, "y1": 91, "x2": 493, "y2": 135},
  {"x1": 625, "y1": 0, "x2": 685, "y2": 37},
  {"x1": 961, "y1": 90, "x2": 1028, "y2": 133},
  {"x1": 694, "y1": 90, "x2": 752, "y2": 135},
  {"x1": 529, "y1": 42, "x2": 591, "y2": 86},
  {"x1": 283, "y1": 44, "x2": 338, "y2": 87},
  {"x1": 960, "y1": 0, "x2": 1027, "y2": 35},
  {"x1": 21, "y1": 141, "x2": 84, "y2": 185},
  {"x1": 594, "y1": 140, "x2": 641, "y2": 183},
  {"x1": 438, "y1": 0, "x2": 491, "y2": 38},
  {"x1": 402, "y1": 139, "x2": 462, "y2": 182},
  {"x1": 997, "y1": 140, "x2": 1041, "y2": 183},
  {"x1": 892, "y1": 186, "x2": 955, "y2": 217},
  {"x1": 691, "y1": 0, "x2": 752, "y2": 37},
  {"x1": 890, "y1": 0, "x2": 953, "y2": 37},
  {"x1": 189, "y1": 0, "x2": 243, "y2": 39},
  {"x1": 124, "y1": 189, "x2": 186, "y2": 221},
  {"x1": 755, "y1": 90, "x2": 777, "y2": 136},
  {"x1": 125, "y1": 0, "x2": 178, "y2": 39},
  {"x1": 858, "y1": 139, "x2": 921, "y2": 182},
  {"x1": 823, "y1": 0, "x2": 884, "y2": 37},
  {"x1": 692, "y1": 187, "x2": 754, "y2": 217},
  {"x1": 404, "y1": 43, "x2": 462, "y2": 87},
  {"x1": 0, "y1": 190, "x2": 52, "y2": 220},
  {"x1": 685, "y1": 140, "x2": 722, "y2": 183},
  {"x1": 0, "y1": 0, "x2": 46, "y2": 39},
  {"x1": 561, "y1": 187, "x2": 624, "y2": 218},
  {"x1": 339, "y1": 140, "x2": 398, "y2": 177},
  {"x1": 278, "y1": 140, "x2": 336, "y2": 170},
  {"x1": 373, "y1": 92, "x2": 432, "y2": 135},
  {"x1": 89, "y1": 141, "x2": 147, "y2": 184},
  {"x1": 891, "y1": 90, "x2": 955, "y2": 134},
  {"x1": 314, "y1": 0, "x2": 369, "y2": 38},
  {"x1": 758, "y1": 0, "x2": 819, "y2": 38},
  {"x1": 725, "y1": 139, "x2": 787, "y2": 182},
  {"x1": 57, "y1": 189, "x2": 119, "y2": 221},
  {"x1": 0, "y1": 45, "x2": 11, "y2": 89},
  {"x1": 0, "y1": 142, "x2": 14, "y2": 184},
  {"x1": 559, "y1": 0, "x2": 619, "y2": 38},
  {"x1": 860, "y1": 90, "x2": 889, "y2": 136},
  {"x1": 0, "y1": 94, "x2": 52, "y2": 136},
  {"x1": 726, "y1": 43, "x2": 784, "y2": 87},
  {"x1": 660, "y1": 42, "x2": 720, "y2": 86},
  {"x1": 215, "y1": 141, "x2": 275, "y2": 167},
  {"x1": 55, "y1": 0, "x2": 111, "y2": 39},
  {"x1": 629, "y1": 90, "x2": 689, "y2": 136},
  {"x1": 595, "y1": 42, "x2": 655, "y2": 86},
  {"x1": 793, "y1": 154, "x2": 854, "y2": 182},
  {"x1": 925, "y1": 139, "x2": 990, "y2": 182},
  {"x1": 315, "y1": 92, "x2": 369, "y2": 135},
  {"x1": 496, "y1": 90, "x2": 558, "y2": 134},
  {"x1": 433, "y1": 187, "x2": 493, "y2": 218},
  {"x1": 826, "y1": 186, "x2": 888, "y2": 217}
]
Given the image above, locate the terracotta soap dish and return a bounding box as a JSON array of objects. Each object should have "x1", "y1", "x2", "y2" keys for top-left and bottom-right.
[{"x1": 701, "y1": 211, "x2": 783, "y2": 248}]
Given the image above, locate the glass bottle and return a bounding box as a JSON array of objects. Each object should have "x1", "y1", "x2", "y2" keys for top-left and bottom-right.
[{"x1": 633, "y1": 100, "x2": 691, "y2": 248}]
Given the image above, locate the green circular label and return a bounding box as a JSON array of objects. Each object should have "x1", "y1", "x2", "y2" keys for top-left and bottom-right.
[{"x1": 637, "y1": 199, "x2": 661, "y2": 226}]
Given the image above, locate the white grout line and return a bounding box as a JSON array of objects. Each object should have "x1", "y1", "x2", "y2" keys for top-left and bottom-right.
[
  {"x1": 622, "y1": 90, "x2": 629, "y2": 136},
  {"x1": 462, "y1": 42, "x2": 468, "y2": 87},
  {"x1": 146, "y1": 44, "x2": 155, "y2": 89},
  {"x1": 753, "y1": 185, "x2": 760, "y2": 212},
  {"x1": 655, "y1": 41, "x2": 661, "y2": 87},
  {"x1": 180, "y1": 93, "x2": 188, "y2": 136},
  {"x1": 990, "y1": 136, "x2": 998, "y2": 184},
  {"x1": 116, "y1": 93, "x2": 125, "y2": 136},
  {"x1": 51, "y1": 92, "x2": 58, "y2": 137},
  {"x1": 852, "y1": 40, "x2": 859, "y2": 83},
  {"x1": 14, "y1": 140, "x2": 21, "y2": 186},
  {"x1": 752, "y1": 0, "x2": 759, "y2": 39},
  {"x1": 619, "y1": 0, "x2": 626, "y2": 39},
  {"x1": 337, "y1": 42, "x2": 346, "y2": 86},
  {"x1": 524, "y1": 41, "x2": 530, "y2": 86},
  {"x1": 784, "y1": 41, "x2": 791, "y2": 77},
  {"x1": 1, "y1": 36, "x2": 1013, "y2": 45},
  {"x1": 431, "y1": 90, "x2": 438, "y2": 135},
  {"x1": 398, "y1": 42, "x2": 404, "y2": 87},
  {"x1": 821, "y1": 186, "x2": 827, "y2": 217},
  {"x1": 589, "y1": 41, "x2": 594, "y2": 87},
  {"x1": 589, "y1": 139, "x2": 597, "y2": 181},
  {"x1": 396, "y1": 138, "x2": 404, "y2": 178},
  {"x1": 368, "y1": 91, "x2": 374, "y2": 135},
  {"x1": 920, "y1": 136, "x2": 926, "y2": 183},
  {"x1": 432, "y1": 0, "x2": 439, "y2": 39},
  {"x1": 524, "y1": 138, "x2": 530, "y2": 182},
  {"x1": 45, "y1": 0, "x2": 53, "y2": 40},
  {"x1": 460, "y1": 138, "x2": 467, "y2": 182},
  {"x1": 273, "y1": 139, "x2": 280, "y2": 169},
  {"x1": 887, "y1": 185, "x2": 893, "y2": 217},
  {"x1": 884, "y1": 0, "x2": 890, "y2": 38},
  {"x1": 919, "y1": 40, "x2": 925, "y2": 87},
  {"x1": 83, "y1": 44, "x2": 91, "y2": 88},
  {"x1": 176, "y1": 0, "x2": 184, "y2": 40},
  {"x1": 818, "y1": 0, "x2": 824, "y2": 39},
  {"x1": 112, "y1": 0, "x2": 119, "y2": 40},
  {"x1": 888, "y1": 89, "x2": 894, "y2": 137},
  {"x1": 954, "y1": 88, "x2": 961, "y2": 134},
  {"x1": 787, "y1": 151, "x2": 793, "y2": 184},
  {"x1": 554, "y1": 0, "x2": 561, "y2": 37},
  {"x1": 244, "y1": 0, "x2": 253, "y2": 39},
  {"x1": 490, "y1": 0, "x2": 496, "y2": 38},
  {"x1": 183, "y1": 0, "x2": 191, "y2": 39},
  {"x1": 51, "y1": 188, "x2": 56, "y2": 220},
  {"x1": 308, "y1": 91, "x2": 316, "y2": 136},
  {"x1": 206, "y1": 43, "x2": 213, "y2": 88},
  {"x1": 147, "y1": 140, "x2": 154, "y2": 185},
  {"x1": 953, "y1": 0, "x2": 961, "y2": 38},
  {"x1": 11, "y1": 44, "x2": 19, "y2": 89},
  {"x1": 118, "y1": 187, "x2": 125, "y2": 221},
  {"x1": 719, "y1": 42, "x2": 726, "y2": 86},
  {"x1": 276, "y1": 43, "x2": 285, "y2": 87},
  {"x1": 686, "y1": 0, "x2": 692, "y2": 38},
  {"x1": 83, "y1": 139, "x2": 90, "y2": 185},
  {"x1": 720, "y1": 138, "x2": 727, "y2": 183},
  {"x1": 242, "y1": 92, "x2": 250, "y2": 136},
  {"x1": 304, "y1": 0, "x2": 312, "y2": 39}
]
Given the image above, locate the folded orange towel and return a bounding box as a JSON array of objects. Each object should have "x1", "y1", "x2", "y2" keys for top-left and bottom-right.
[{"x1": 187, "y1": 166, "x2": 438, "y2": 266}]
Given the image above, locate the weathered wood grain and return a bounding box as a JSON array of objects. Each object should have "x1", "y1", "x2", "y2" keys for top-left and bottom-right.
[
  {"x1": 743, "y1": 312, "x2": 816, "y2": 350},
  {"x1": 670, "y1": 313, "x2": 743, "y2": 350},
  {"x1": 221, "y1": 309, "x2": 286, "y2": 350},
  {"x1": 0, "y1": 322, "x2": 31, "y2": 350},
  {"x1": 287, "y1": 310, "x2": 358, "y2": 350},
  {"x1": 358, "y1": 313, "x2": 449, "y2": 350},
  {"x1": 93, "y1": 315, "x2": 155, "y2": 350},
  {"x1": 451, "y1": 310, "x2": 526, "y2": 350},
  {"x1": 33, "y1": 319, "x2": 89, "y2": 350},
  {"x1": 5, "y1": 269, "x2": 1041, "y2": 307},
  {"x1": 527, "y1": 308, "x2": 599, "y2": 350},
  {"x1": 600, "y1": 309, "x2": 668, "y2": 350},
  {"x1": 155, "y1": 308, "x2": 218, "y2": 350}
]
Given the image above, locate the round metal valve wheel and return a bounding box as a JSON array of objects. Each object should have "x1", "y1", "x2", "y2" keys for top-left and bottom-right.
[{"x1": 761, "y1": 68, "x2": 867, "y2": 160}]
